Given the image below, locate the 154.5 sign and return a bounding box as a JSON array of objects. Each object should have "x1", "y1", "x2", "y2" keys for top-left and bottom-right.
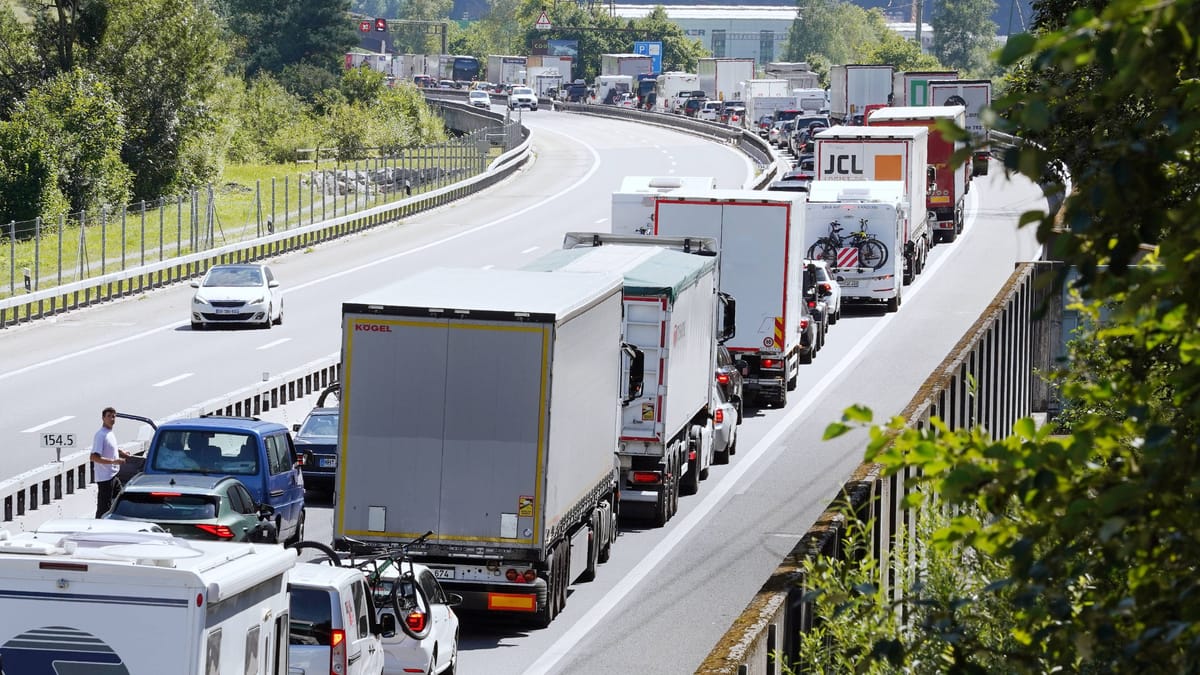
[{"x1": 40, "y1": 432, "x2": 76, "y2": 448}]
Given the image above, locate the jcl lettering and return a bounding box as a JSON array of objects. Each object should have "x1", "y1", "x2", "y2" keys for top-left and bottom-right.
[
  {"x1": 355, "y1": 323, "x2": 392, "y2": 332},
  {"x1": 823, "y1": 154, "x2": 864, "y2": 176}
]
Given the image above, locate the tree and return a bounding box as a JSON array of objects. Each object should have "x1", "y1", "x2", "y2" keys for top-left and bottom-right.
[
  {"x1": 0, "y1": 6, "x2": 42, "y2": 119},
  {"x1": 930, "y1": 0, "x2": 998, "y2": 76},
  {"x1": 219, "y1": 0, "x2": 359, "y2": 78}
]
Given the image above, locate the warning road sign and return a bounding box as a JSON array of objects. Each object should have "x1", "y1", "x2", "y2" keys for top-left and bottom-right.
[{"x1": 535, "y1": 10, "x2": 552, "y2": 30}]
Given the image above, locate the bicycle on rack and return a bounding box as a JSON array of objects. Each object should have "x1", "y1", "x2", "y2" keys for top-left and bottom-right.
[
  {"x1": 806, "y1": 219, "x2": 889, "y2": 270},
  {"x1": 290, "y1": 532, "x2": 437, "y2": 641}
]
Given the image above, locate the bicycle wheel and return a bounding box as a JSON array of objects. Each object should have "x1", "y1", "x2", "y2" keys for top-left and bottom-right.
[
  {"x1": 859, "y1": 239, "x2": 888, "y2": 269},
  {"x1": 287, "y1": 540, "x2": 343, "y2": 566},
  {"x1": 388, "y1": 568, "x2": 434, "y2": 641},
  {"x1": 806, "y1": 240, "x2": 838, "y2": 267}
]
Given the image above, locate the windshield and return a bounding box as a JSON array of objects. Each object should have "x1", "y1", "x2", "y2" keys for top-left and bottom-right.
[
  {"x1": 203, "y1": 266, "x2": 262, "y2": 287},
  {"x1": 111, "y1": 492, "x2": 219, "y2": 520},
  {"x1": 152, "y1": 430, "x2": 259, "y2": 475},
  {"x1": 298, "y1": 413, "x2": 338, "y2": 438},
  {"x1": 512, "y1": 87, "x2": 532, "y2": 95}
]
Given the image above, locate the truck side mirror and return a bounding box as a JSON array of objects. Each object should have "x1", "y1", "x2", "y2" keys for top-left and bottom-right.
[
  {"x1": 718, "y1": 292, "x2": 736, "y2": 343},
  {"x1": 620, "y1": 343, "x2": 645, "y2": 406}
]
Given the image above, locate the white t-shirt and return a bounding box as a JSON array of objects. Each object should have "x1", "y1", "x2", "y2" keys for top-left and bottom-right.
[{"x1": 92, "y1": 426, "x2": 119, "y2": 482}]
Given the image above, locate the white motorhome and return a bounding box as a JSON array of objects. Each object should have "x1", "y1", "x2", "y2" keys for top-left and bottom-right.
[
  {"x1": 611, "y1": 176, "x2": 718, "y2": 235},
  {"x1": 0, "y1": 521, "x2": 296, "y2": 674}
]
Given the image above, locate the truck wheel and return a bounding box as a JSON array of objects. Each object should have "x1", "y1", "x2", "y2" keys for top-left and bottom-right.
[
  {"x1": 284, "y1": 509, "x2": 305, "y2": 547},
  {"x1": 536, "y1": 553, "x2": 558, "y2": 627},
  {"x1": 653, "y1": 487, "x2": 670, "y2": 527},
  {"x1": 714, "y1": 441, "x2": 731, "y2": 465},
  {"x1": 776, "y1": 385, "x2": 788, "y2": 408},
  {"x1": 942, "y1": 228, "x2": 957, "y2": 244},
  {"x1": 682, "y1": 450, "x2": 700, "y2": 496},
  {"x1": 799, "y1": 349, "x2": 813, "y2": 365},
  {"x1": 887, "y1": 294, "x2": 901, "y2": 313},
  {"x1": 579, "y1": 523, "x2": 599, "y2": 582}
]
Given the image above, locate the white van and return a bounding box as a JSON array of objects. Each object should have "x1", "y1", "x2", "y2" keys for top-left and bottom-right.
[
  {"x1": 0, "y1": 520, "x2": 295, "y2": 674},
  {"x1": 287, "y1": 563, "x2": 388, "y2": 675}
]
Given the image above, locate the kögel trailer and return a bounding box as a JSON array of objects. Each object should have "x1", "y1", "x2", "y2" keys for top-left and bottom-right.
[{"x1": 335, "y1": 268, "x2": 629, "y2": 626}]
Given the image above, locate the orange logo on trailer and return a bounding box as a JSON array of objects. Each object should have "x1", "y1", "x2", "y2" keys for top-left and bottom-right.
[
  {"x1": 774, "y1": 316, "x2": 784, "y2": 347},
  {"x1": 874, "y1": 154, "x2": 903, "y2": 180}
]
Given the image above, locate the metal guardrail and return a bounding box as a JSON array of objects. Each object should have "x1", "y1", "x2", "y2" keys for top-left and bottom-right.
[{"x1": 696, "y1": 261, "x2": 1062, "y2": 674}]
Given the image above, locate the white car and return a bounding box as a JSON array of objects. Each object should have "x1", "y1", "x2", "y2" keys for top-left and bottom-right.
[
  {"x1": 808, "y1": 259, "x2": 843, "y2": 324},
  {"x1": 468, "y1": 90, "x2": 490, "y2": 108},
  {"x1": 374, "y1": 562, "x2": 461, "y2": 675},
  {"x1": 289, "y1": 563, "x2": 388, "y2": 675},
  {"x1": 698, "y1": 100, "x2": 723, "y2": 121},
  {"x1": 711, "y1": 383, "x2": 739, "y2": 464},
  {"x1": 508, "y1": 86, "x2": 538, "y2": 110},
  {"x1": 189, "y1": 263, "x2": 282, "y2": 330}
]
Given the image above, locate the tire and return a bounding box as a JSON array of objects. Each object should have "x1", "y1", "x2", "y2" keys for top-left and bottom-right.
[
  {"x1": 775, "y1": 384, "x2": 788, "y2": 408},
  {"x1": 191, "y1": 321, "x2": 203, "y2": 331},
  {"x1": 800, "y1": 348, "x2": 813, "y2": 365},
  {"x1": 653, "y1": 485, "x2": 670, "y2": 527},
  {"x1": 535, "y1": 551, "x2": 558, "y2": 627},
  {"x1": 284, "y1": 509, "x2": 305, "y2": 547},
  {"x1": 942, "y1": 228, "x2": 957, "y2": 244},
  {"x1": 714, "y1": 440, "x2": 730, "y2": 465},
  {"x1": 886, "y1": 294, "x2": 900, "y2": 313},
  {"x1": 274, "y1": 302, "x2": 283, "y2": 325},
  {"x1": 806, "y1": 240, "x2": 837, "y2": 267},
  {"x1": 735, "y1": 397, "x2": 744, "y2": 425},
  {"x1": 682, "y1": 450, "x2": 700, "y2": 496},
  {"x1": 903, "y1": 256, "x2": 914, "y2": 286},
  {"x1": 859, "y1": 240, "x2": 888, "y2": 269},
  {"x1": 262, "y1": 305, "x2": 273, "y2": 329},
  {"x1": 578, "y1": 523, "x2": 599, "y2": 582}
]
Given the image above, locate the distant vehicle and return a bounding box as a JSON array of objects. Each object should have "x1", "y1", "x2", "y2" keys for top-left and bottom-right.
[
  {"x1": 711, "y1": 383, "x2": 739, "y2": 464},
  {"x1": 803, "y1": 261, "x2": 828, "y2": 353},
  {"x1": 698, "y1": 100, "x2": 724, "y2": 121},
  {"x1": 683, "y1": 97, "x2": 707, "y2": 117},
  {"x1": 105, "y1": 473, "x2": 277, "y2": 542},
  {"x1": 808, "y1": 258, "x2": 842, "y2": 324},
  {"x1": 508, "y1": 85, "x2": 538, "y2": 110},
  {"x1": 373, "y1": 561, "x2": 462, "y2": 674},
  {"x1": 468, "y1": 89, "x2": 491, "y2": 108},
  {"x1": 722, "y1": 104, "x2": 746, "y2": 125},
  {"x1": 715, "y1": 344, "x2": 746, "y2": 423},
  {"x1": 293, "y1": 398, "x2": 339, "y2": 494},
  {"x1": 768, "y1": 120, "x2": 790, "y2": 147},
  {"x1": 617, "y1": 92, "x2": 638, "y2": 109},
  {"x1": 189, "y1": 263, "x2": 282, "y2": 330},
  {"x1": 413, "y1": 74, "x2": 435, "y2": 87},
  {"x1": 437, "y1": 79, "x2": 457, "y2": 89}
]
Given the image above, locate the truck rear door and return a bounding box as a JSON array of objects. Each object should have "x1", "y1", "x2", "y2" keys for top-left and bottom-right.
[{"x1": 620, "y1": 296, "x2": 669, "y2": 445}]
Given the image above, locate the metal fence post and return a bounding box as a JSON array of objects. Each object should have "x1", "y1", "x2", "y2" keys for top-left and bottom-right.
[
  {"x1": 33, "y1": 216, "x2": 40, "y2": 291},
  {"x1": 57, "y1": 214, "x2": 64, "y2": 287},
  {"x1": 256, "y1": 179, "x2": 263, "y2": 238},
  {"x1": 270, "y1": 177, "x2": 276, "y2": 234},
  {"x1": 101, "y1": 208, "x2": 107, "y2": 276},
  {"x1": 7, "y1": 221, "x2": 14, "y2": 295}
]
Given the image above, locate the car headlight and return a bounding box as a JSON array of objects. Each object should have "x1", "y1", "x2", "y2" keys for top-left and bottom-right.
[
  {"x1": 250, "y1": 295, "x2": 265, "y2": 304},
  {"x1": 192, "y1": 295, "x2": 208, "y2": 307}
]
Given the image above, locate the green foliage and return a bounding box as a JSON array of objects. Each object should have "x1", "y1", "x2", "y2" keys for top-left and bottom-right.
[
  {"x1": 226, "y1": 74, "x2": 311, "y2": 164},
  {"x1": 0, "y1": 6, "x2": 40, "y2": 119},
  {"x1": 0, "y1": 117, "x2": 68, "y2": 226},
  {"x1": 219, "y1": 0, "x2": 359, "y2": 78},
  {"x1": 786, "y1": 0, "x2": 884, "y2": 67},
  {"x1": 930, "y1": 0, "x2": 1000, "y2": 76},
  {"x1": 280, "y1": 61, "x2": 342, "y2": 106},
  {"x1": 341, "y1": 65, "x2": 387, "y2": 105}
]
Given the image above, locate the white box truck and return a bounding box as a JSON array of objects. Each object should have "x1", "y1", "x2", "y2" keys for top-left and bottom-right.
[
  {"x1": 650, "y1": 190, "x2": 807, "y2": 408},
  {"x1": 891, "y1": 70, "x2": 958, "y2": 106},
  {"x1": 928, "y1": 79, "x2": 993, "y2": 176},
  {"x1": 601, "y1": 53, "x2": 654, "y2": 77},
  {"x1": 814, "y1": 125, "x2": 931, "y2": 288},
  {"x1": 657, "y1": 71, "x2": 700, "y2": 113},
  {"x1": 0, "y1": 523, "x2": 296, "y2": 674},
  {"x1": 829, "y1": 64, "x2": 894, "y2": 123},
  {"x1": 764, "y1": 62, "x2": 821, "y2": 90},
  {"x1": 805, "y1": 181, "x2": 909, "y2": 313},
  {"x1": 697, "y1": 58, "x2": 756, "y2": 101},
  {"x1": 487, "y1": 55, "x2": 528, "y2": 85},
  {"x1": 868, "y1": 105, "x2": 969, "y2": 243},
  {"x1": 335, "y1": 268, "x2": 627, "y2": 627},
  {"x1": 526, "y1": 240, "x2": 727, "y2": 525},
  {"x1": 612, "y1": 175, "x2": 718, "y2": 234}
]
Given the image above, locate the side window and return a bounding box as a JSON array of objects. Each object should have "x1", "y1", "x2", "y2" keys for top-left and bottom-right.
[
  {"x1": 233, "y1": 484, "x2": 256, "y2": 513},
  {"x1": 225, "y1": 484, "x2": 246, "y2": 514},
  {"x1": 266, "y1": 435, "x2": 289, "y2": 475},
  {"x1": 244, "y1": 624, "x2": 260, "y2": 675},
  {"x1": 206, "y1": 628, "x2": 222, "y2": 675},
  {"x1": 352, "y1": 580, "x2": 371, "y2": 639},
  {"x1": 419, "y1": 572, "x2": 445, "y2": 604}
]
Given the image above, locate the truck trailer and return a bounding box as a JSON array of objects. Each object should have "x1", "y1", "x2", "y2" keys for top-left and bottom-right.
[
  {"x1": 526, "y1": 240, "x2": 728, "y2": 525},
  {"x1": 805, "y1": 181, "x2": 909, "y2": 313},
  {"x1": 656, "y1": 72, "x2": 700, "y2": 113},
  {"x1": 487, "y1": 55, "x2": 528, "y2": 85},
  {"x1": 927, "y1": 79, "x2": 993, "y2": 176},
  {"x1": 764, "y1": 62, "x2": 821, "y2": 90},
  {"x1": 697, "y1": 58, "x2": 755, "y2": 102},
  {"x1": 335, "y1": 268, "x2": 628, "y2": 627},
  {"x1": 814, "y1": 124, "x2": 931, "y2": 292},
  {"x1": 829, "y1": 64, "x2": 894, "y2": 124},
  {"x1": 891, "y1": 71, "x2": 958, "y2": 106},
  {"x1": 611, "y1": 175, "x2": 718, "y2": 234},
  {"x1": 0, "y1": 522, "x2": 296, "y2": 675},
  {"x1": 601, "y1": 53, "x2": 654, "y2": 77},
  {"x1": 868, "y1": 105, "x2": 969, "y2": 243},
  {"x1": 649, "y1": 190, "x2": 807, "y2": 408}
]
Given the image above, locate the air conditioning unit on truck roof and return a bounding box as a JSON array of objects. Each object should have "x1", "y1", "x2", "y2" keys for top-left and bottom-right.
[{"x1": 335, "y1": 267, "x2": 629, "y2": 627}]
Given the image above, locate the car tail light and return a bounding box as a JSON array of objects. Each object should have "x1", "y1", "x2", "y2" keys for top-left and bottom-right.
[
  {"x1": 195, "y1": 524, "x2": 235, "y2": 539},
  {"x1": 523, "y1": 569, "x2": 538, "y2": 583},
  {"x1": 820, "y1": 282, "x2": 831, "y2": 293},
  {"x1": 800, "y1": 318, "x2": 810, "y2": 330},
  {"x1": 405, "y1": 610, "x2": 428, "y2": 634},
  {"x1": 714, "y1": 409, "x2": 725, "y2": 424},
  {"x1": 331, "y1": 629, "x2": 347, "y2": 674},
  {"x1": 716, "y1": 372, "x2": 730, "y2": 385},
  {"x1": 631, "y1": 471, "x2": 662, "y2": 485},
  {"x1": 807, "y1": 300, "x2": 816, "y2": 309}
]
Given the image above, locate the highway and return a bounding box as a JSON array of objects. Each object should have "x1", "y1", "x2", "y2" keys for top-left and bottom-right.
[{"x1": 0, "y1": 106, "x2": 1044, "y2": 673}]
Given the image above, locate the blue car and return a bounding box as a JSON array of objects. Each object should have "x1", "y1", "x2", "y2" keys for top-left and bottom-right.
[{"x1": 140, "y1": 417, "x2": 306, "y2": 544}]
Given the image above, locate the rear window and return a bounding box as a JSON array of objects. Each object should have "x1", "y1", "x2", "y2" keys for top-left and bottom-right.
[
  {"x1": 151, "y1": 430, "x2": 260, "y2": 475},
  {"x1": 289, "y1": 588, "x2": 334, "y2": 646},
  {"x1": 111, "y1": 492, "x2": 219, "y2": 520}
]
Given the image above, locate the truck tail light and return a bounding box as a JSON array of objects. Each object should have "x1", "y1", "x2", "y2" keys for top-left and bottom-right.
[
  {"x1": 506, "y1": 568, "x2": 537, "y2": 583},
  {"x1": 195, "y1": 524, "x2": 235, "y2": 539},
  {"x1": 761, "y1": 358, "x2": 778, "y2": 369},
  {"x1": 714, "y1": 409, "x2": 725, "y2": 424},
  {"x1": 330, "y1": 629, "x2": 347, "y2": 674},
  {"x1": 405, "y1": 610, "x2": 428, "y2": 634},
  {"x1": 631, "y1": 471, "x2": 662, "y2": 485},
  {"x1": 524, "y1": 569, "x2": 538, "y2": 583}
]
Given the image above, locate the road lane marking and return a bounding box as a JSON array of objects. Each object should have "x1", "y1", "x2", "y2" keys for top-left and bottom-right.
[
  {"x1": 481, "y1": 264, "x2": 495, "y2": 270},
  {"x1": 21, "y1": 416, "x2": 74, "y2": 433},
  {"x1": 521, "y1": 246, "x2": 539, "y2": 254},
  {"x1": 258, "y1": 338, "x2": 291, "y2": 350},
  {"x1": 153, "y1": 373, "x2": 194, "y2": 387}
]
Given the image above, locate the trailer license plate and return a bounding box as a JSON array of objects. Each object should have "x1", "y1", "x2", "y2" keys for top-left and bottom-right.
[
  {"x1": 319, "y1": 457, "x2": 337, "y2": 468},
  {"x1": 429, "y1": 567, "x2": 455, "y2": 579}
]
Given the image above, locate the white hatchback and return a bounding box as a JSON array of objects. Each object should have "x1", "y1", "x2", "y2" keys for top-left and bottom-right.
[
  {"x1": 807, "y1": 259, "x2": 843, "y2": 323},
  {"x1": 190, "y1": 263, "x2": 283, "y2": 330},
  {"x1": 468, "y1": 90, "x2": 491, "y2": 108},
  {"x1": 289, "y1": 563, "x2": 387, "y2": 675},
  {"x1": 372, "y1": 562, "x2": 461, "y2": 675}
]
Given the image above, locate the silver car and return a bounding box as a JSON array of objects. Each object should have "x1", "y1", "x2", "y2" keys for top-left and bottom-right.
[
  {"x1": 190, "y1": 263, "x2": 283, "y2": 330},
  {"x1": 711, "y1": 383, "x2": 739, "y2": 464}
]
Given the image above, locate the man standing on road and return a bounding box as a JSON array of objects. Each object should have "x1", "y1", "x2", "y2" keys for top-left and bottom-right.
[{"x1": 91, "y1": 407, "x2": 130, "y2": 517}]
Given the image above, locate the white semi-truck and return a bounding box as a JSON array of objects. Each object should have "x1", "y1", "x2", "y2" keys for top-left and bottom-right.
[
  {"x1": 928, "y1": 79, "x2": 994, "y2": 176},
  {"x1": 891, "y1": 70, "x2": 958, "y2": 106},
  {"x1": 647, "y1": 190, "x2": 808, "y2": 408},
  {"x1": 657, "y1": 71, "x2": 700, "y2": 112},
  {"x1": 0, "y1": 522, "x2": 296, "y2": 674},
  {"x1": 697, "y1": 57, "x2": 755, "y2": 101},
  {"x1": 814, "y1": 125, "x2": 932, "y2": 297},
  {"x1": 805, "y1": 181, "x2": 909, "y2": 313},
  {"x1": 487, "y1": 55, "x2": 527, "y2": 85},
  {"x1": 335, "y1": 268, "x2": 627, "y2": 627},
  {"x1": 829, "y1": 64, "x2": 894, "y2": 123},
  {"x1": 527, "y1": 237, "x2": 730, "y2": 525},
  {"x1": 601, "y1": 53, "x2": 654, "y2": 77}
]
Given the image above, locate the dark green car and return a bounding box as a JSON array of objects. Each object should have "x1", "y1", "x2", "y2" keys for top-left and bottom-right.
[{"x1": 104, "y1": 473, "x2": 275, "y2": 542}]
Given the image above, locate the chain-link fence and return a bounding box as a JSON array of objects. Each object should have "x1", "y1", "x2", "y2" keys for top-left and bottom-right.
[{"x1": 1, "y1": 125, "x2": 510, "y2": 299}]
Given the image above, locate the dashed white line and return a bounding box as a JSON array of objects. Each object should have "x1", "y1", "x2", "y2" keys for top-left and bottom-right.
[
  {"x1": 153, "y1": 373, "x2": 194, "y2": 387},
  {"x1": 595, "y1": 218, "x2": 607, "y2": 224},
  {"x1": 521, "y1": 246, "x2": 539, "y2": 254},
  {"x1": 481, "y1": 264, "x2": 495, "y2": 270},
  {"x1": 21, "y1": 416, "x2": 75, "y2": 433},
  {"x1": 257, "y1": 338, "x2": 291, "y2": 351}
]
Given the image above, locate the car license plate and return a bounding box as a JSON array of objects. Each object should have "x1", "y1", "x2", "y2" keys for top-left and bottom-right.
[
  {"x1": 214, "y1": 307, "x2": 241, "y2": 315},
  {"x1": 319, "y1": 457, "x2": 337, "y2": 468},
  {"x1": 841, "y1": 280, "x2": 859, "y2": 288},
  {"x1": 429, "y1": 566, "x2": 455, "y2": 579}
]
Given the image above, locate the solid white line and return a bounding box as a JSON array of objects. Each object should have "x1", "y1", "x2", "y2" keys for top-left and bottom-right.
[
  {"x1": 595, "y1": 218, "x2": 607, "y2": 224},
  {"x1": 153, "y1": 373, "x2": 194, "y2": 387},
  {"x1": 257, "y1": 338, "x2": 291, "y2": 351},
  {"x1": 1, "y1": 128, "x2": 605, "y2": 383},
  {"x1": 525, "y1": 179, "x2": 987, "y2": 675},
  {"x1": 21, "y1": 415, "x2": 75, "y2": 433},
  {"x1": 521, "y1": 246, "x2": 540, "y2": 254},
  {"x1": 481, "y1": 264, "x2": 495, "y2": 270}
]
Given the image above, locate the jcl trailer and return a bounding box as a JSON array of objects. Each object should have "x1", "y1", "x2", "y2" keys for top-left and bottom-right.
[{"x1": 335, "y1": 268, "x2": 627, "y2": 626}]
